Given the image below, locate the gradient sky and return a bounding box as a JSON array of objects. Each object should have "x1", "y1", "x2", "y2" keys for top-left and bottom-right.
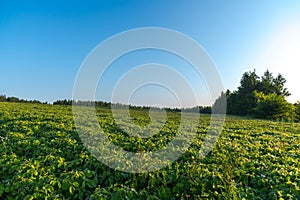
[{"x1": 1, "y1": 0, "x2": 300, "y2": 106}]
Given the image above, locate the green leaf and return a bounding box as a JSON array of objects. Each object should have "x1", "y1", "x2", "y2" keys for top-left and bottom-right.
[
  {"x1": 73, "y1": 182, "x2": 79, "y2": 188},
  {"x1": 0, "y1": 184, "x2": 4, "y2": 197},
  {"x1": 69, "y1": 186, "x2": 75, "y2": 194}
]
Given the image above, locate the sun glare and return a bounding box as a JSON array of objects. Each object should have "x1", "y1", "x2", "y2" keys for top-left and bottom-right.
[{"x1": 256, "y1": 14, "x2": 300, "y2": 103}]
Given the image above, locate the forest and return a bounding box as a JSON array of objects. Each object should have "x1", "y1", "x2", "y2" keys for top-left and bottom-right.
[{"x1": 213, "y1": 70, "x2": 300, "y2": 121}]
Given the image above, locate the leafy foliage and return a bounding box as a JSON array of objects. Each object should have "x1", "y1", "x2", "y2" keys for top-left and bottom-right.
[
  {"x1": 295, "y1": 102, "x2": 300, "y2": 122},
  {"x1": 254, "y1": 92, "x2": 294, "y2": 120},
  {"x1": 214, "y1": 69, "x2": 293, "y2": 119},
  {"x1": 258, "y1": 71, "x2": 290, "y2": 97},
  {"x1": 1, "y1": 102, "x2": 300, "y2": 199},
  {"x1": 0, "y1": 95, "x2": 45, "y2": 104},
  {"x1": 236, "y1": 70, "x2": 260, "y2": 115}
]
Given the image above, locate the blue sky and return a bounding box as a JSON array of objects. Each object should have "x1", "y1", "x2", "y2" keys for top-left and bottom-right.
[{"x1": 1, "y1": 0, "x2": 300, "y2": 106}]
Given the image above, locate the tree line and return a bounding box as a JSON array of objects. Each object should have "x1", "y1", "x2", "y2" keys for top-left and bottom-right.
[
  {"x1": 0, "y1": 95, "x2": 47, "y2": 104},
  {"x1": 2, "y1": 69, "x2": 300, "y2": 121},
  {"x1": 213, "y1": 69, "x2": 300, "y2": 121},
  {"x1": 0, "y1": 95, "x2": 211, "y2": 114},
  {"x1": 53, "y1": 99, "x2": 212, "y2": 114}
]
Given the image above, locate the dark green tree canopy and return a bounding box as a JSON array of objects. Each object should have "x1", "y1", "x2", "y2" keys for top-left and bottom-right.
[
  {"x1": 258, "y1": 70, "x2": 290, "y2": 97},
  {"x1": 254, "y1": 92, "x2": 293, "y2": 120},
  {"x1": 238, "y1": 70, "x2": 259, "y2": 94},
  {"x1": 214, "y1": 69, "x2": 291, "y2": 117}
]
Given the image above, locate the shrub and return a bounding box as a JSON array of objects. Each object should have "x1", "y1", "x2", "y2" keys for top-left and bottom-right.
[{"x1": 254, "y1": 92, "x2": 293, "y2": 120}]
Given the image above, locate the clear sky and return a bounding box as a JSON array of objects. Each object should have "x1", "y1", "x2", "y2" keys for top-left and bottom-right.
[{"x1": 1, "y1": 0, "x2": 300, "y2": 106}]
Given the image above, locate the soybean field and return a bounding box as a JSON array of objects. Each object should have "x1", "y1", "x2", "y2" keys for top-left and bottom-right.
[{"x1": 1, "y1": 102, "x2": 300, "y2": 199}]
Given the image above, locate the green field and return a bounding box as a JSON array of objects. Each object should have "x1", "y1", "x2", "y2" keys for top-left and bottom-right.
[{"x1": 1, "y1": 102, "x2": 300, "y2": 199}]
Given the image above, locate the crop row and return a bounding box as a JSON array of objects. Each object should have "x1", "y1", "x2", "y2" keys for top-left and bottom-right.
[{"x1": 0, "y1": 102, "x2": 300, "y2": 199}]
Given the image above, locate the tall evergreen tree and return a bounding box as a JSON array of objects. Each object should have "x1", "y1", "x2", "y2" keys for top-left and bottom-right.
[
  {"x1": 258, "y1": 70, "x2": 290, "y2": 97},
  {"x1": 214, "y1": 69, "x2": 291, "y2": 117}
]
